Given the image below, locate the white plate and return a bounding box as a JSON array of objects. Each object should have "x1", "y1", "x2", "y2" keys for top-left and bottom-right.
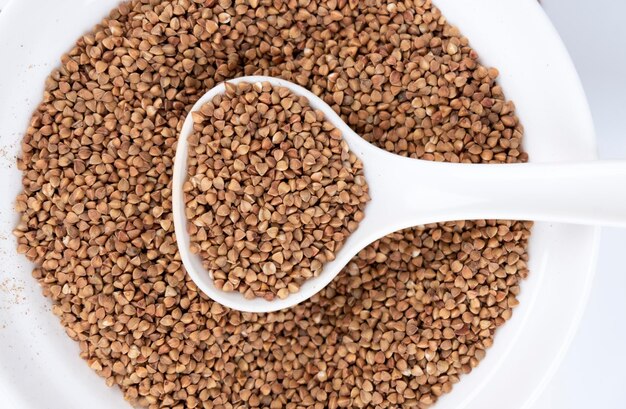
[{"x1": 0, "y1": 0, "x2": 599, "y2": 408}]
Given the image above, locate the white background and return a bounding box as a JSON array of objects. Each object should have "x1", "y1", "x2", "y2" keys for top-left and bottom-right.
[
  {"x1": 535, "y1": 1, "x2": 626, "y2": 408},
  {"x1": 0, "y1": 0, "x2": 624, "y2": 408}
]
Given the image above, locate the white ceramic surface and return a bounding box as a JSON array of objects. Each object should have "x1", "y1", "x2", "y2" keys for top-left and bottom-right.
[
  {"x1": 535, "y1": 1, "x2": 626, "y2": 408},
  {"x1": 0, "y1": 0, "x2": 599, "y2": 408}
]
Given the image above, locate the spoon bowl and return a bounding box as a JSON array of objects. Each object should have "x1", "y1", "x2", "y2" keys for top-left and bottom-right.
[{"x1": 173, "y1": 75, "x2": 626, "y2": 313}]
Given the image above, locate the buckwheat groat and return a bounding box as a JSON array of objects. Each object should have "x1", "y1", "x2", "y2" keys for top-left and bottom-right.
[{"x1": 184, "y1": 81, "x2": 369, "y2": 300}]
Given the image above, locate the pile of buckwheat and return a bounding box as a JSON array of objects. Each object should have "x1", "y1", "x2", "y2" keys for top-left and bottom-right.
[
  {"x1": 13, "y1": 0, "x2": 531, "y2": 408},
  {"x1": 184, "y1": 81, "x2": 369, "y2": 300}
]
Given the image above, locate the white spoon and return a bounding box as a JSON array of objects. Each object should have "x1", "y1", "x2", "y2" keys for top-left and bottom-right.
[{"x1": 173, "y1": 75, "x2": 626, "y2": 313}]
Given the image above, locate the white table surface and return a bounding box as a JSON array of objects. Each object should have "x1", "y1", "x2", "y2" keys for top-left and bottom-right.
[{"x1": 0, "y1": 1, "x2": 624, "y2": 408}]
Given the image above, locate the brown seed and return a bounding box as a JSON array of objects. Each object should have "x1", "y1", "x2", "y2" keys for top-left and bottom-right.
[
  {"x1": 184, "y1": 82, "x2": 370, "y2": 300},
  {"x1": 14, "y1": 1, "x2": 530, "y2": 408}
]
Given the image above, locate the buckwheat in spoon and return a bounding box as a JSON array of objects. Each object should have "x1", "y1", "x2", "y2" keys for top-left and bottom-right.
[{"x1": 173, "y1": 76, "x2": 626, "y2": 313}]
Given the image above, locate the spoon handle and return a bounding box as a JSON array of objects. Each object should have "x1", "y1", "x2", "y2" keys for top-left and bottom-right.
[{"x1": 365, "y1": 159, "x2": 626, "y2": 232}]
